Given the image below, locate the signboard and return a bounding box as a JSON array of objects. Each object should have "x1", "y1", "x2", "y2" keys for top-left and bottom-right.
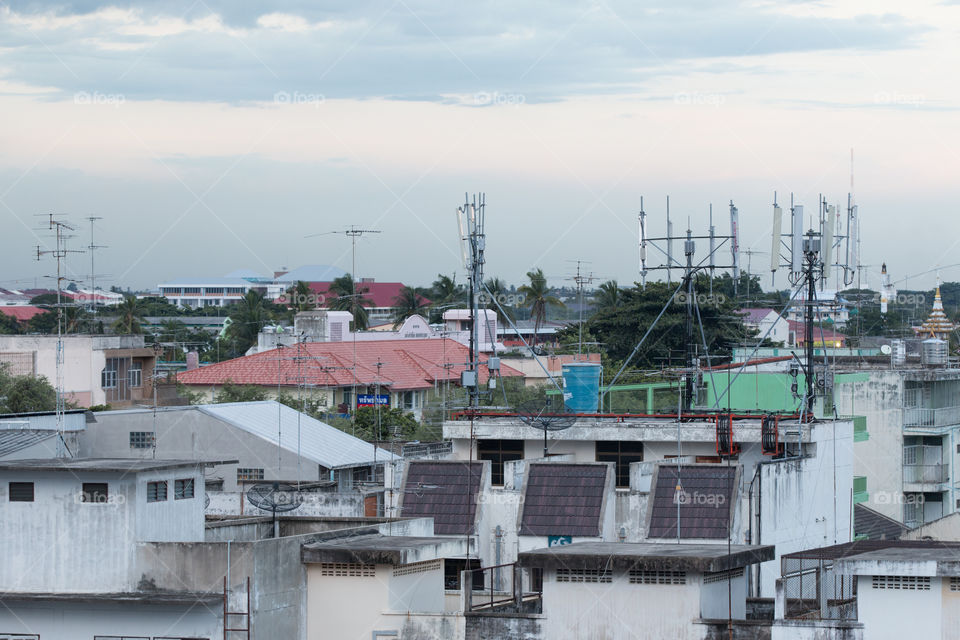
[
  {"x1": 357, "y1": 394, "x2": 390, "y2": 407},
  {"x1": 547, "y1": 535, "x2": 572, "y2": 548}
]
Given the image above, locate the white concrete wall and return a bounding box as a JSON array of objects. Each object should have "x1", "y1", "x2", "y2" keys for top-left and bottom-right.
[
  {"x1": 134, "y1": 467, "x2": 206, "y2": 542},
  {"x1": 0, "y1": 334, "x2": 107, "y2": 406},
  {"x1": 539, "y1": 566, "x2": 703, "y2": 639},
  {"x1": 700, "y1": 571, "x2": 748, "y2": 619},
  {"x1": 0, "y1": 599, "x2": 222, "y2": 639},
  {"x1": 389, "y1": 563, "x2": 445, "y2": 613},
  {"x1": 205, "y1": 489, "x2": 364, "y2": 518},
  {"x1": 857, "y1": 574, "x2": 942, "y2": 640}
]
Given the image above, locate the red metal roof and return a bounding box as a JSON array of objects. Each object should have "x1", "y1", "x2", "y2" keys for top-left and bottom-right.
[
  {"x1": 177, "y1": 338, "x2": 520, "y2": 390},
  {"x1": 307, "y1": 281, "x2": 430, "y2": 308},
  {"x1": 0, "y1": 306, "x2": 46, "y2": 321}
]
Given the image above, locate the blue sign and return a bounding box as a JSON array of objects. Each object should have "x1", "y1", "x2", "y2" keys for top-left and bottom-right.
[
  {"x1": 547, "y1": 535, "x2": 572, "y2": 547},
  {"x1": 357, "y1": 394, "x2": 390, "y2": 407}
]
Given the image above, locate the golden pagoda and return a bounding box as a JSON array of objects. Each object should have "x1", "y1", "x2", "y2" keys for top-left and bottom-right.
[{"x1": 914, "y1": 282, "x2": 956, "y2": 340}]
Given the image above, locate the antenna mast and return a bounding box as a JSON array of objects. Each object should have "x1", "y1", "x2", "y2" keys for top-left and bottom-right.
[
  {"x1": 36, "y1": 214, "x2": 83, "y2": 456},
  {"x1": 86, "y1": 216, "x2": 107, "y2": 314}
]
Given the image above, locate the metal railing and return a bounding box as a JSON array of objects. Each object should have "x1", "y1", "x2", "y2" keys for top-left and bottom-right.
[
  {"x1": 464, "y1": 563, "x2": 541, "y2": 613},
  {"x1": 781, "y1": 557, "x2": 856, "y2": 621},
  {"x1": 402, "y1": 441, "x2": 453, "y2": 458},
  {"x1": 903, "y1": 445, "x2": 947, "y2": 484},
  {"x1": 903, "y1": 406, "x2": 960, "y2": 428}
]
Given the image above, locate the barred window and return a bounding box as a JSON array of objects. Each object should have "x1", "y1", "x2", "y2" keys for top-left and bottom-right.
[
  {"x1": 629, "y1": 570, "x2": 687, "y2": 585},
  {"x1": 101, "y1": 359, "x2": 118, "y2": 389},
  {"x1": 950, "y1": 577, "x2": 960, "y2": 592},
  {"x1": 871, "y1": 575, "x2": 930, "y2": 590},
  {"x1": 174, "y1": 478, "x2": 195, "y2": 500},
  {"x1": 147, "y1": 481, "x2": 167, "y2": 502},
  {"x1": 318, "y1": 563, "x2": 376, "y2": 577},
  {"x1": 129, "y1": 431, "x2": 156, "y2": 448},
  {"x1": 237, "y1": 468, "x2": 264, "y2": 482},
  {"x1": 128, "y1": 364, "x2": 142, "y2": 388},
  {"x1": 556, "y1": 568, "x2": 612, "y2": 583}
]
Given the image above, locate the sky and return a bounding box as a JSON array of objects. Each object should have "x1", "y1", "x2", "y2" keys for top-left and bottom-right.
[{"x1": 0, "y1": 0, "x2": 958, "y2": 294}]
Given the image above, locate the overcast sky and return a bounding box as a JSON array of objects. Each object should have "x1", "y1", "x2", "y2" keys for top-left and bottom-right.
[{"x1": 0, "y1": 0, "x2": 957, "y2": 294}]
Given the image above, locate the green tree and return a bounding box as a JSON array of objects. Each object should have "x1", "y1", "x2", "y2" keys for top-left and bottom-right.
[
  {"x1": 592, "y1": 280, "x2": 622, "y2": 313},
  {"x1": 483, "y1": 276, "x2": 515, "y2": 324},
  {"x1": 352, "y1": 406, "x2": 419, "y2": 441},
  {"x1": 214, "y1": 380, "x2": 268, "y2": 403},
  {"x1": 0, "y1": 366, "x2": 57, "y2": 413},
  {"x1": 518, "y1": 268, "x2": 564, "y2": 345},
  {"x1": 327, "y1": 274, "x2": 371, "y2": 330},
  {"x1": 392, "y1": 286, "x2": 428, "y2": 328},
  {"x1": 285, "y1": 280, "x2": 315, "y2": 312},
  {"x1": 222, "y1": 290, "x2": 272, "y2": 356},
  {"x1": 112, "y1": 296, "x2": 144, "y2": 334},
  {"x1": 0, "y1": 312, "x2": 21, "y2": 335}
]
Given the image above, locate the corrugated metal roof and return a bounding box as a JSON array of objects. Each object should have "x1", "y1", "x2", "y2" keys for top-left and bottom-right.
[{"x1": 196, "y1": 401, "x2": 397, "y2": 469}]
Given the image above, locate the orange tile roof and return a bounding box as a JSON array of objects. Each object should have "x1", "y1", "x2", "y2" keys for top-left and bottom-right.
[{"x1": 177, "y1": 338, "x2": 520, "y2": 390}]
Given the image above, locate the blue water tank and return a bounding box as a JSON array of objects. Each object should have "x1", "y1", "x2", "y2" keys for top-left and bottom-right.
[{"x1": 562, "y1": 362, "x2": 602, "y2": 413}]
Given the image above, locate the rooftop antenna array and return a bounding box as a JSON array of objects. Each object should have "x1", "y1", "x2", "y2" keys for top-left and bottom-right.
[
  {"x1": 35, "y1": 214, "x2": 83, "y2": 457},
  {"x1": 770, "y1": 191, "x2": 856, "y2": 414},
  {"x1": 456, "y1": 193, "x2": 486, "y2": 411},
  {"x1": 85, "y1": 216, "x2": 108, "y2": 315},
  {"x1": 638, "y1": 197, "x2": 741, "y2": 410},
  {"x1": 567, "y1": 259, "x2": 596, "y2": 358}
]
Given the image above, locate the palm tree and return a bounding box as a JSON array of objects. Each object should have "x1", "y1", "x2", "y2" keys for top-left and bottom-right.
[
  {"x1": 392, "y1": 286, "x2": 428, "y2": 328},
  {"x1": 226, "y1": 290, "x2": 269, "y2": 353},
  {"x1": 285, "y1": 280, "x2": 315, "y2": 312},
  {"x1": 483, "y1": 276, "x2": 513, "y2": 325},
  {"x1": 111, "y1": 296, "x2": 143, "y2": 334},
  {"x1": 327, "y1": 274, "x2": 371, "y2": 330},
  {"x1": 518, "y1": 268, "x2": 563, "y2": 345},
  {"x1": 593, "y1": 280, "x2": 622, "y2": 314}
]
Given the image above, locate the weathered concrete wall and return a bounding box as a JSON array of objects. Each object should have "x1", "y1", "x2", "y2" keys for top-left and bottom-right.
[
  {"x1": 465, "y1": 613, "x2": 541, "y2": 640},
  {"x1": 206, "y1": 489, "x2": 365, "y2": 518}
]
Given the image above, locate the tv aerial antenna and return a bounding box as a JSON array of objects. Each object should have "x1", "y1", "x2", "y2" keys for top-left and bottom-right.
[
  {"x1": 85, "y1": 216, "x2": 108, "y2": 314},
  {"x1": 638, "y1": 197, "x2": 742, "y2": 410}
]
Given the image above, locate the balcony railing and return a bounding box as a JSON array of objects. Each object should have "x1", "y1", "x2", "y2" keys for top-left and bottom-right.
[
  {"x1": 903, "y1": 445, "x2": 947, "y2": 485},
  {"x1": 903, "y1": 406, "x2": 960, "y2": 429}
]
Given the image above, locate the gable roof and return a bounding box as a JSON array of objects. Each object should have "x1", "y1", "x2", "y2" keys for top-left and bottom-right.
[
  {"x1": 400, "y1": 461, "x2": 483, "y2": 535},
  {"x1": 854, "y1": 504, "x2": 908, "y2": 541},
  {"x1": 0, "y1": 306, "x2": 45, "y2": 322},
  {"x1": 738, "y1": 308, "x2": 778, "y2": 324},
  {"x1": 177, "y1": 339, "x2": 520, "y2": 390},
  {"x1": 647, "y1": 465, "x2": 737, "y2": 540},
  {"x1": 519, "y1": 463, "x2": 608, "y2": 537},
  {"x1": 196, "y1": 401, "x2": 396, "y2": 469}
]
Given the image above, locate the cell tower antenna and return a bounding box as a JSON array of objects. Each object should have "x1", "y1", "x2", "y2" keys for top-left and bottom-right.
[
  {"x1": 567, "y1": 260, "x2": 596, "y2": 357},
  {"x1": 639, "y1": 196, "x2": 648, "y2": 289},
  {"x1": 36, "y1": 214, "x2": 83, "y2": 457}
]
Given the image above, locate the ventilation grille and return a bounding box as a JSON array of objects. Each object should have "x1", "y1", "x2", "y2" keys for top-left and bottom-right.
[
  {"x1": 319, "y1": 563, "x2": 376, "y2": 578},
  {"x1": 556, "y1": 568, "x2": 612, "y2": 583},
  {"x1": 629, "y1": 569, "x2": 687, "y2": 585},
  {"x1": 393, "y1": 559, "x2": 442, "y2": 577},
  {"x1": 703, "y1": 567, "x2": 744, "y2": 584},
  {"x1": 871, "y1": 575, "x2": 930, "y2": 590}
]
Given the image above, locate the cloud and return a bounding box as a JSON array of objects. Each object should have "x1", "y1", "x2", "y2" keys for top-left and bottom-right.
[{"x1": 0, "y1": 1, "x2": 927, "y2": 104}]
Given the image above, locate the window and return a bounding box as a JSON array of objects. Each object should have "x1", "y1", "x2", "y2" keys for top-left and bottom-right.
[
  {"x1": 401, "y1": 391, "x2": 419, "y2": 410},
  {"x1": 342, "y1": 389, "x2": 353, "y2": 409},
  {"x1": 147, "y1": 481, "x2": 167, "y2": 502},
  {"x1": 596, "y1": 441, "x2": 644, "y2": 488},
  {"x1": 477, "y1": 439, "x2": 524, "y2": 486},
  {"x1": 175, "y1": 478, "x2": 195, "y2": 500},
  {"x1": 950, "y1": 577, "x2": 960, "y2": 592},
  {"x1": 556, "y1": 568, "x2": 612, "y2": 583},
  {"x1": 871, "y1": 575, "x2": 930, "y2": 590},
  {"x1": 128, "y1": 363, "x2": 142, "y2": 388},
  {"x1": 444, "y1": 558, "x2": 483, "y2": 590},
  {"x1": 101, "y1": 359, "x2": 118, "y2": 389},
  {"x1": 237, "y1": 468, "x2": 264, "y2": 483},
  {"x1": 129, "y1": 431, "x2": 156, "y2": 449},
  {"x1": 8, "y1": 482, "x2": 34, "y2": 502},
  {"x1": 82, "y1": 482, "x2": 109, "y2": 503}
]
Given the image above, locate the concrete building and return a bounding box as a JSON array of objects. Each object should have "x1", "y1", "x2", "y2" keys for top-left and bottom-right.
[
  {"x1": 0, "y1": 334, "x2": 157, "y2": 408},
  {"x1": 81, "y1": 401, "x2": 398, "y2": 494},
  {"x1": 0, "y1": 409, "x2": 88, "y2": 460},
  {"x1": 157, "y1": 276, "x2": 258, "y2": 308},
  {"x1": 434, "y1": 412, "x2": 854, "y2": 597}
]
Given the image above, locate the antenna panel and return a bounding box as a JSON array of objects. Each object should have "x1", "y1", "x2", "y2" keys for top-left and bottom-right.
[
  {"x1": 771, "y1": 205, "x2": 782, "y2": 273},
  {"x1": 822, "y1": 205, "x2": 835, "y2": 279},
  {"x1": 791, "y1": 205, "x2": 804, "y2": 274}
]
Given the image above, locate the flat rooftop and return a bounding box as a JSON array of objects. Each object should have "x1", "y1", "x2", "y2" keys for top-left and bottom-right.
[
  {"x1": 836, "y1": 544, "x2": 960, "y2": 577},
  {"x1": 517, "y1": 542, "x2": 775, "y2": 573},
  {"x1": 302, "y1": 534, "x2": 469, "y2": 565},
  {"x1": 0, "y1": 590, "x2": 222, "y2": 604},
  {"x1": 0, "y1": 458, "x2": 238, "y2": 473}
]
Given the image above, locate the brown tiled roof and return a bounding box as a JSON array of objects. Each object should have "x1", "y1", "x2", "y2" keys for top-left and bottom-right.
[
  {"x1": 400, "y1": 461, "x2": 483, "y2": 535},
  {"x1": 519, "y1": 463, "x2": 608, "y2": 537},
  {"x1": 647, "y1": 465, "x2": 737, "y2": 540}
]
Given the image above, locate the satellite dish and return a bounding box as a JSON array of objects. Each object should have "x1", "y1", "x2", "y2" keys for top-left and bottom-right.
[
  {"x1": 246, "y1": 482, "x2": 304, "y2": 513},
  {"x1": 881, "y1": 345, "x2": 892, "y2": 355},
  {"x1": 515, "y1": 398, "x2": 576, "y2": 432}
]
